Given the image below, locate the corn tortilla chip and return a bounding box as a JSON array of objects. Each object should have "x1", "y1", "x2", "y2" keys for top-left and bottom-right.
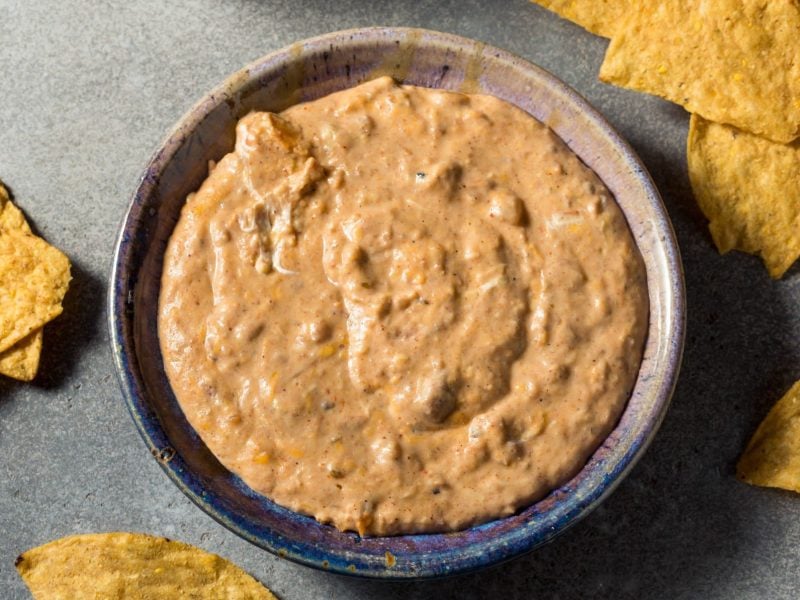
[
  {"x1": 599, "y1": 0, "x2": 800, "y2": 143},
  {"x1": 686, "y1": 114, "x2": 800, "y2": 278},
  {"x1": 737, "y1": 381, "x2": 800, "y2": 493},
  {"x1": 530, "y1": 0, "x2": 625, "y2": 38},
  {"x1": 0, "y1": 230, "x2": 71, "y2": 353},
  {"x1": 15, "y1": 532, "x2": 277, "y2": 599},
  {"x1": 0, "y1": 184, "x2": 69, "y2": 378},
  {"x1": 0, "y1": 183, "x2": 45, "y2": 379},
  {"x1": 0, "y1": 329, "x2": 42, "y2": 382},
  {"x1": 0, "y1": 184, "x2": 32, "y2": 234}
]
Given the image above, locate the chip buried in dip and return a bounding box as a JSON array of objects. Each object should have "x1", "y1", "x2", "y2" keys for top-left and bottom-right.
[{"x1": 159, "y1": 77, "x2": 648, "y2": 535}]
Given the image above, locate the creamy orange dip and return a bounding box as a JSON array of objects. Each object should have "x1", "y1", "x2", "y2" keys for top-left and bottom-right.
[{"x1": 159, "y1": 77, "x2": 648, "y2": 535}]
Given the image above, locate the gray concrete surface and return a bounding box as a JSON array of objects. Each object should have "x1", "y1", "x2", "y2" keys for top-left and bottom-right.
[{"x1": 1, "y1": 1, "x2": 799, "y2": 598}]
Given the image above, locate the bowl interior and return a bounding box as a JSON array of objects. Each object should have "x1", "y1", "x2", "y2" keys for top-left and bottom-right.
[{"x1": 110, "y1": 27, "x2": 685, "y2": 579}]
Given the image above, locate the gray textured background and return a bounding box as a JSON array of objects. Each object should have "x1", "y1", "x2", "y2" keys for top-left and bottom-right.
[{"x1": 1, "y1": 1, "x2": 799, "y2": 598}]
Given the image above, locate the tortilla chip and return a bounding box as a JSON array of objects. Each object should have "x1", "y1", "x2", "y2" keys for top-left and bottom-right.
[
  {"x1": 15, "y1": 532, "x2": 277, "y2": 599},
  {"x1": 0, "y1": 329, "x2": 42, "y2": 382},
  {"x1": 0, "y1": 183, "x2": 49, "y2": 377},
  {"x1": 531, "y1": 0, "x2": 626, "y2": 38},
  {"x1": 686, "y1": 114, "x2": 800, "y2": 278},
  {"x1": 0, "y1": 230, "x2": 71, "y2": 353},
  {"x1": 599, "y1": 0, "x2": 800, "y2": 143},
  {"x1": 737, "y1": 381, "x2": 800, "y2": 493},
  {"x1": 0, "y1": 183, "x2": 31, "y2": 234}
]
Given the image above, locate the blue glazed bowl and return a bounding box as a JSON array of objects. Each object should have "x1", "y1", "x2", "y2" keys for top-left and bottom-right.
[{"x1": 109, "y1": 27, "x2": 685, "y2": 579}]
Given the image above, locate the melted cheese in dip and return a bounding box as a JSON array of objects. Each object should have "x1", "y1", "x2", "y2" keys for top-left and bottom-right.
[{"x1": 159, "y1": 77, "x2": 648, "y2": 535}]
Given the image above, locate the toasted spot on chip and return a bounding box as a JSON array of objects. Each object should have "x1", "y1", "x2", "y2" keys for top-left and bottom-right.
[
  {"x1": 686, "y1": 114, "x2": 800, "y2": 278},
  {"x1": 0, "y1": 229, "x2": 71, "y2": 353},
  {"x1": 530, "y1": 0, "x2": 626, "y2": 38},
  {"x1": 737, "y1": 381, "x2": 800, "y2": 494},
  {"x1": 599, "y1": 0, "x2": 800, "y2": 143},
  {"x1": 0, "y1": 329, "x2": 42, "y2": 382},
  {"x1": 15, "y1": 532, "x2": 277, "y2": 599}
]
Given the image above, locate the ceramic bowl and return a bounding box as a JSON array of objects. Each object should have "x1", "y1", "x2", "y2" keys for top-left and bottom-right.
[{"x1": 109, "y1": 27, "x2": 685, "y2": 579}]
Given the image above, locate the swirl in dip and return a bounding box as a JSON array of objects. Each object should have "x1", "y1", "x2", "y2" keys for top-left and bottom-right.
[{"x1": 159, "y1": 77, "x2": 648, "y2": 535}]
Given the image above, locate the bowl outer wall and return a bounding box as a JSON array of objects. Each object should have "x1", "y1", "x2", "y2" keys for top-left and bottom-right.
[{"x1": 108, "y1": 27, "x2": 686, "y2": 579}]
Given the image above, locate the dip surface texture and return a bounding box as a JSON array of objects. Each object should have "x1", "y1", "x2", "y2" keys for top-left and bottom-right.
[{"x1": 159, "y1": 77, "x2": 648, "y2": 535}]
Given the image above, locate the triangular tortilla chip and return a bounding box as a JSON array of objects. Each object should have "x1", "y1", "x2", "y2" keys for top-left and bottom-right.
[
  {"x1": 0, "y1": 329, "x2": 43, "y2": 382},
  {"x1": 530, "y1": 0, "x2": 626, "y2": 38},
  {"x1": 600, "y1": 0, "x2": 800, "y2": 143},
  {"x1": 0, "y1": 229, "x2": 71, "y2": 353},
  {"x1": 0, "y1": 184, "x2": 32, "y2": 234},
  {"x1": 15, "y1": 532, "x2": 277, "y2": 599},
  {"x1": 0, "y1": 183, "x2": 44, "y2": 381},
  {"x1": 687, "y1": 114, "x2": 800, "y2": 278},
  {"x1": 738, "y1": 381, "x2": 800, "y2": 493}
]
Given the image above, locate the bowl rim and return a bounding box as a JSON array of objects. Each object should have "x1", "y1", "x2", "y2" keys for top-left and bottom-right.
[{"x1": 108, "y1": 26, "x2": 686, "y2": 579}]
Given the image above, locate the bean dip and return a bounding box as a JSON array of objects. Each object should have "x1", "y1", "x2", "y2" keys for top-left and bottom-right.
[{"x1": 159, "y1": 77, "x2": 648, "y2": 535}]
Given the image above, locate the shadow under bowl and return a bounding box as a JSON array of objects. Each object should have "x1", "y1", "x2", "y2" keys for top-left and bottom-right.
[{"x1": 109, "y1": 27, "x2": 685, "y2": 579}]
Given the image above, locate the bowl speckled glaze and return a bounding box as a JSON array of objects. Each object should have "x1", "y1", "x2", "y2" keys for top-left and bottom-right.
[{"x1": 109, "y1": 27, "x2": 685, "y2": 579}]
